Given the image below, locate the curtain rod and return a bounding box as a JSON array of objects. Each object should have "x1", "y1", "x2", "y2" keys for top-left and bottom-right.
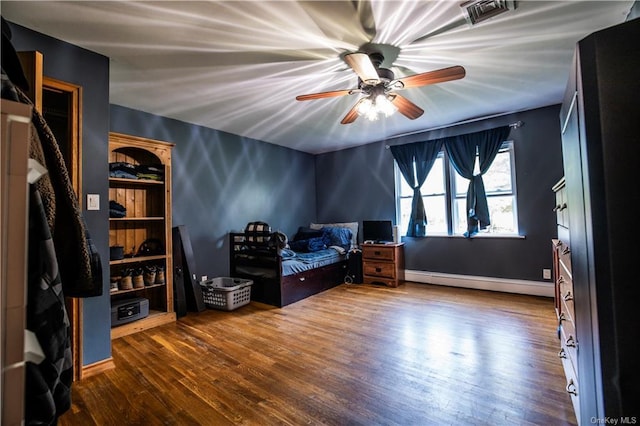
[{"x1": 385, "y1": 120, "x2": 524, "y2": 149}]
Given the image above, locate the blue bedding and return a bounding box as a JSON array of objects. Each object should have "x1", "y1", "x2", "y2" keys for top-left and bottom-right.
[{"x1": 282, "y1": 248, "x2": 345, "y2": 276}]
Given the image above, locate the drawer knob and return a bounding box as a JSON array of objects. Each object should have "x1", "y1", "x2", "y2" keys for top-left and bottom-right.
[
  {"x1": 553, "y1": 204, "x2": 562, "y2": 212},
  {"x1": 559, "y1": 203, "x2": 568, "y2": 211},
  {"x1": 299, "y1": 277, "x2": 305, "y2": 282},
  {"x1": 558, "y1": 313, "x2": 566, "y2": 326},
  {"x1": 558, "y1": 348, "x2": 567, "y2": 359},
  {"x1": 563, "y1": 291, "x2": 573, "y2": 302},
  {"x1": 566, "y1": 380, "x2": 578, "y2": 396},
  {"x1": 375, "y1": 267, "x2": 382, "y2": 273},
  {"x1": 566, "y1": 336, "x2": 576, "y2": 348},
  {"x1": 374, "y1": 251, "x2": 381, "y2": 256},
  {"x1": 562, "y1": 246, "x2": 571, "y2": 255},
  {"x1": 557, "y1": 276, "x2": 565, "y2": 284}
]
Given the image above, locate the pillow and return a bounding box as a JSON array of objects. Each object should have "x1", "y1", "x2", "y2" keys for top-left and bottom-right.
[
  {"x1": 289, "y1": 236, "x2": 328, "y2": 252},
  {"x1": 310, "y1": 222, "x2": 358, "y2": 249},
  {"x1": 293, "y1": 226, "x2": 324, "y2": 241},
  {"x1": 322, "y1": 227, "x2": 352, "y2": 252},
  {"x1": 329, "y1": 245, "x2": 346, "y2": 255}
]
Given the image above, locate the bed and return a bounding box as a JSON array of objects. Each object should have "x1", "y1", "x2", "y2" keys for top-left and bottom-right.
[{"x1": 229, "y1": 222, "x2": 357, "y2": 307}]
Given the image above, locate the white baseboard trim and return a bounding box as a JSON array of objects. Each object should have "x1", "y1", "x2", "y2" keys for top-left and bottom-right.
[{"x1": 404, "y1": 270, "x2": 554, "y2": 297}]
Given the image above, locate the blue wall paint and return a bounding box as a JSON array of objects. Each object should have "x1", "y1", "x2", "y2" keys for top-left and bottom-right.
[
  {"x1": 9, "y1": 22, "x2": 112, "y2": 364},
  {"x1": 315, "y1": 106, "x2": 564, "y2": 282},
  {"x1": 110, "y1": 105, "x2": 317, "y2": 278},
  {"x1": 315, "y1": 140, "x2": 396, "y2": 239}
]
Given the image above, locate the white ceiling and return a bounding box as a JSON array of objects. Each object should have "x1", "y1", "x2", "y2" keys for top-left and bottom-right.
[{"x1": 2, "y1": 1, "x2": 634, "y2": 153}]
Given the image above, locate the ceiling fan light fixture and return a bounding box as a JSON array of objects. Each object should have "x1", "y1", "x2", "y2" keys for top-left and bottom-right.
[
  {"x1": 357, "y1": 97, "x2": 373, "y2": 115},
  {"x1": 375, "y1": 94, "x2": 397, "y2": 117},
  {"x1": 357, "y1": 94, "x2": 397, "y2": 121},
  {"x1": 296, "y1": 48, "x2": 464, "y2": 124}
]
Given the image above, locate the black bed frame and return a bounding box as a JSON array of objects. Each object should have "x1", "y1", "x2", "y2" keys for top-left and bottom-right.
[{"x1": 229, "y1": 233, "x2": 347, "y2": 307}]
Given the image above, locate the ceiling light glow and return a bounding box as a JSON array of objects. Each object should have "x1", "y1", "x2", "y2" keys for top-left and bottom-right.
[{"x1": 357, "y1": 94, "x2": 397, "y2": 121}]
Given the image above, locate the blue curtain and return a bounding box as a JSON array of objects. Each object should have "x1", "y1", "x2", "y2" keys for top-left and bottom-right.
[
  {"x1": 445, "y1": 126, "x2": 511, "y2": 237},
  {"x1": 390, "y1": 140, "x2": 443, "y2": 237}
]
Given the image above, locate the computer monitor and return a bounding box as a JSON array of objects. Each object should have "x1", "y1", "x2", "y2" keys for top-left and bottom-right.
[{"x1": 362, "y1": 220, "x2": 393, "y2": 243}]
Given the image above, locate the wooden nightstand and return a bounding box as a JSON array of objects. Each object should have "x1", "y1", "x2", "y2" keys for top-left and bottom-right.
[{"x1": 361, "y1": 243, "x2": 405, "y2": 287}]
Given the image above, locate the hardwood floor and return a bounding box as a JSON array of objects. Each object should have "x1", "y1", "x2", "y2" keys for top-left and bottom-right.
[{"x1": 60, "y1": 282, "x2": 577, "y2": 426}]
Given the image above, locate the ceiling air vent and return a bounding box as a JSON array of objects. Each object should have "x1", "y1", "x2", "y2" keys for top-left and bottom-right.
[{"x1": 460, "y1": 0, "x2": 516, "y2": 25}]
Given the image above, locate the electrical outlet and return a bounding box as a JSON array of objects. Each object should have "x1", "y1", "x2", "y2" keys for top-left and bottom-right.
[{"x1": 543, "y1": 269, "x2": 551, "y2": 280}]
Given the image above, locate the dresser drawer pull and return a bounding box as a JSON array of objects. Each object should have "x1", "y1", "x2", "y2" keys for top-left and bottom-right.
[
  {"x1": 558, "y1": 348, "x2": 567, "y2": 359},
  {"x1": 563, "y1": 291, "x2": 573, "y2": 301},
  {"x1": 559, "y1": 203, "x2": 567, "y2": 211},
  {"x1": 562, "y1": 246, "x2": 571, "y2": 255},
  {"x1": 553, "y1": 204, "x2": 562, "y2": 212},
  {"x1": 557, "y1": 276, "x2": 564, "y2": 284},
  {"x1": 566, "y1": 336, "x2": 576, "y2": 348},
  {"x1": 553, "y1": 240, "x2": 563, "y2": 248},
  {"x1": 375, "y1": 267, "x2": 382, "y2": 273},
  {"x1": 558, "y1": 313, "x2": 566, "y2": 326},
  {"x1": 374, "y1": 251, "x2": 381, "y2": 256},
  {"x1": 566, "y1": 380, "x2": 578, "y2": 396}
]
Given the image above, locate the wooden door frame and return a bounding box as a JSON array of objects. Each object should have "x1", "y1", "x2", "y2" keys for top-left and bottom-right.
[
  {"x1": 19, "y1": 51, "x2": 85, "y2": 381},
  {"x1": 42, "y1": 76, "x2": 84, "y2": 381}
]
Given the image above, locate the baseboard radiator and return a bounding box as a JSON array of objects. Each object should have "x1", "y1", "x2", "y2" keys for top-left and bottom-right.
[{"x1": 404, "y1": 270, "x2": 554, "y2": 297}]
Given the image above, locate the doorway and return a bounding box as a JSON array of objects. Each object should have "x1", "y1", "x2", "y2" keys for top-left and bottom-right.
[{"x1": 42, "y1": 76, "x2": 84, "y2": 380}]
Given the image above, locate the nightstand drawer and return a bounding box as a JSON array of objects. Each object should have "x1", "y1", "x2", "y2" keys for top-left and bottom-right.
[
  {"x1": 363, "y1": 276, "x2": 397, "y2": 287},
  {"x1": 363, "y1": 262, "x2": 396, "y2": 279},
  {"x1": 362, "y1": 246, "x2": 395, "y2": 261}
]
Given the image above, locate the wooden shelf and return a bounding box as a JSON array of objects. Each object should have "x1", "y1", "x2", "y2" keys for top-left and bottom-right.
[
  {"x1": 109, "y1": 132, "x2": 175, "y2": 340},
  {"x1": 109, "y1": 282, "x2": 166, "y2": 296},
  {"x1": 110, "y1": 311, "x2": 176, "y2": 340},
  {"x1": 109, "y1": 177, "x2": 164, "y2": 185},
  {"x1": 109, "y1": 217, "x2": 164, "y2": 222},
  {"x1": 109, "y1": 254, "x2": 166, "y2": 266}
]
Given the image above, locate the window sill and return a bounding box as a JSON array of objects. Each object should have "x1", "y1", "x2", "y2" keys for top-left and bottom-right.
[{"x1": 403, "y1": 233, "x2": 525, "y2": 240}]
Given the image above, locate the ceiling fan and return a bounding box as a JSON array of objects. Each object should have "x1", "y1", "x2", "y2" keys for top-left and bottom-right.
[{"x1": 295, "y1": 51, "x2": 466, "y2": 124}]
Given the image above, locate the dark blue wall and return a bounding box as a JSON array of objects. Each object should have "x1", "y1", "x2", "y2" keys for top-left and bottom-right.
[
  {"x1": 316, "y1": 105, "x2": 564, "y2": 282},
  {"x1": 316, "y1": 141, "x2": 396, "y2": 228},
  {"x1": 8, "y1": 22, "x2": 111, "y2": 365},
  {"x1": 110, "y1": 105, "x2": 317, "y2": 279}
]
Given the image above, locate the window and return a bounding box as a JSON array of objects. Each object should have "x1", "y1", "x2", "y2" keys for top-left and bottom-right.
[{"x1": 396, "y1": 141, "x2": 518, "y2": 236}]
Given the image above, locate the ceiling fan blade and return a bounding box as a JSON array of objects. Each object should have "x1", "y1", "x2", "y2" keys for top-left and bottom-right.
[
  {"x1": 397, "y1": 65, "x2": 466, "y2": 89},
  {"x1": 391, "y1": 95, "x2": 424, "y2": 120},
  {"x1": 344, "y1": 52, "x2": 380, "y2": 85},
  {"x1": 340, "y1": 99, "x2": 364, "y2": 124},
  {"x1": 296, "y1": 90, "x2": 353, "y2": 101}
]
